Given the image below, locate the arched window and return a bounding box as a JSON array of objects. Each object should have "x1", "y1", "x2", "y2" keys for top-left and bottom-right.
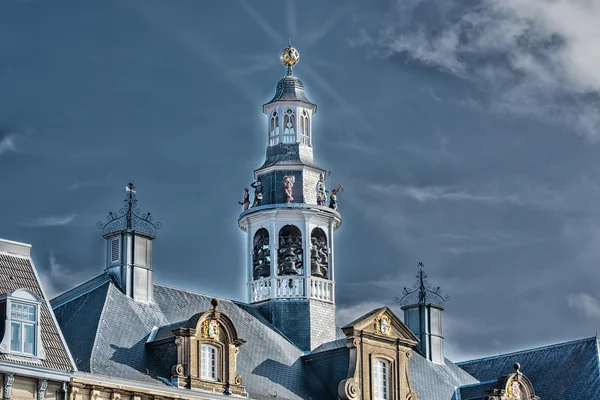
[
  {"x1": 373, "y1": 358, "x2": 390, "y2": 400},
  {"x1": 282, "y1": 109, "x2": 296, "y2": 144},
  {"x1": 0, "y1": 289, "x2": 44, "y2": 359},
  {"x1": 310, "y1": 228, "x2": 328, "y2": 279},
  {"x1": 201, "y1": 344, "x2": 218, "y2": 381},
  {"x1": 299, "y1": 110, "x2": 310, "y2": 145},
  {"x1": 252, "y1": 228, "x2": 270, "y2": 280},
  {"x1": 269, "y1": 111, "x2": 280, "y2": 146},
  {"x1": 278, "y1": 225, "x2": 303, "y2": 275}
]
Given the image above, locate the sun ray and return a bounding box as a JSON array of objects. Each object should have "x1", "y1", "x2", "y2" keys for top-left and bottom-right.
[
  {"x1": 238, "y1": 0, "x2": 283, "y2": 45},
  {"x1": 303, "y1": 65, "x2": 372, "y2": 135},
  {"x1": 304, "y1": 4, "x2": 351, "y2": 50},
  {"x1": 131, "y1": 1, "x2": 263, "y2": 103}
]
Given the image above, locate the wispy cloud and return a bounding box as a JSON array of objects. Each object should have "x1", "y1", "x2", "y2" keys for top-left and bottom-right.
[
  {"x1": 357, "y1": 0, "x2": 600, "y2": 140},
  {"x1": 567, "y1": 293, "x2": 600, "y2": 319},
  {"x1": 0, "y1": 135, "x2": 16, "y2": 155},
  {"x1": 337, "y1": 301, "x2": 386, "y2": 326},
  {"x1": 369, "y1": 183, "x2": 563, "y2": 210},
  {"x1": 24, "y1": 213, "x2": 76, "y2": 227}
]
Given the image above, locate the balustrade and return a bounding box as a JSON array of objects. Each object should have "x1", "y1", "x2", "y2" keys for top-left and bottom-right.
[{"x1": 249, "y1": 276, "x2": 334, "y2": 303}]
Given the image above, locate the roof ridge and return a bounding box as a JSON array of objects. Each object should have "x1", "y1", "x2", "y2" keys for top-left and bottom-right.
[
  {"x1": 89, "y1": 281, "x2": 114, "y2": 374},
  {"x1": 51, "y1": 272, "x2": 112, "y2": 308},
  {"x1": 153, "y1": 282, "x2": 241, "y2": 303},
  {"x1": 457, "y1": 336, "x2": 598, "y2": 365}
]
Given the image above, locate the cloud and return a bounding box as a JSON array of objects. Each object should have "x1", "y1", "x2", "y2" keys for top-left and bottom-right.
[
  {"x1": 337, "y1": 301, "x2": 386, "y2": 326},
  {"x1": 24, "y1": 213, "x2": 76, "y2": 227},
  {"x1": 567, "y1": 293, "x2": 600, "y2": 318},
  {"x1": 41, "y1": 251, "x2": 89, "y2": 298},
  {"x1": 357, "y1": 0, "x2": 600, "y2": 140},
  {"x1": 372, "y1": 184, "x2": 518, "y2": 205},
  {"x1": 0, "y1": 135, "x2": 16, "y2": 155}
]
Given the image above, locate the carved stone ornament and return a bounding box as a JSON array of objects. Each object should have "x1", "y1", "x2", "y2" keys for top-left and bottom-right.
[
  {"x1": 202, "y1": 319, "x2": 220, "y2": 339},
  {"x1": 37, "y1": 379, "x2": 48, "y2": 400},
  {"x1": 506, "y1": 378, "x2": 522, "y2": 399},
  {"x1": 172, "y1": 364, "x2": 184, "y2": 376},
  {"x1": 374, "y1": 314, "x2": 391, "y2": 335},
  {"x1": 234, "y1": 374, "x2": 243, "y2": 385},
  {"x1": 3, "y1": 374, "x2": 15, "y2": 400},
  {"x1": 338, "y1": 378, "x2": 360, "y2": 400}
]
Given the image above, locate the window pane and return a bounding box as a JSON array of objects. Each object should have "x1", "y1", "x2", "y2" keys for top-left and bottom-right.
[
  {"x1": 10, "y1": 322, "x2": 21, "y2": 352},
  {"x1": 11, "y1": 303, "x2": 36, "y2": 322},
  {"x1": 201, "y1": 344, "x2": 218, "y2": 381},
  {"x1": 373, "y1": 359, "x2": 389, "y2": 400},
  {"x1": 24, "y1": 324, "x2": 35, "y2": 354}
]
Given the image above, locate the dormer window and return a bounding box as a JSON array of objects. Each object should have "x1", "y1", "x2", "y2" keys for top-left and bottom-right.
[
  {"x1": 0, "y1": 289, "x2": 45, "y2": 359},
  {"x1": 165, "y1": 300, "x2": 247, "y2": 396},
  {"x1": 10, "y1": 302, "x2": 36, "y2": 354}
]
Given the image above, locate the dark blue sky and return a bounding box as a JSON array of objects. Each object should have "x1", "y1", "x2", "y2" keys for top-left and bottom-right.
[{"x1": 2, "y1": 0, "x2": 600, "y2": 361}]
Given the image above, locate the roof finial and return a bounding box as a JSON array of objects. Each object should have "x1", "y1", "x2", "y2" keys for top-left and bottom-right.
[
  {"x1": 97, "y1": 183, "x2": 162, "y2": 236},
  {"x1": 280, "y1": 41, "x2": 300, "y2": 77},
  {"x1": 395, "y1": 262, "x2": 450, "y2": 308}
]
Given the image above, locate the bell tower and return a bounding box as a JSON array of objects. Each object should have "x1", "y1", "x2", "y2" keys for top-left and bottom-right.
[
  {"x1": 98, "y1": 183, "x2": 162, "y2": 303},
  {"x1": 238, "y1": 43, "x2": 343, "y2": 352}
]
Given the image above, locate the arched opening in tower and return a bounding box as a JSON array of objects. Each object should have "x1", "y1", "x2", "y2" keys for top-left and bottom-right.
[
  {"x1": 252, "y1": 228, "x2": 271, "y2": 280},
  {"x1": 278, "y1": 225, "x2": 303, "y2": 276},
  {"x1": 310, "y1": 228, "x2": 329, "y2": 279}
]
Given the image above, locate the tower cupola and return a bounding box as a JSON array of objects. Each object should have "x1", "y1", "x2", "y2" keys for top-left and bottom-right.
[
  {"x1": 237, "y1": 44, "x2": 344, "y2": 352},
  {"x1": 97, "y1": 183, "x2": 162, "y2": 303},
  {"x1": 397, "y1": 262, "x2": 448, "y2": 364}
]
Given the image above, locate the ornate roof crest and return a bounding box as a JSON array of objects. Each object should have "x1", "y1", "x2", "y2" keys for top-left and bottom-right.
[
  {"x1": 395, "y1": 262, "x2": 449, "y2": 308},
  {"x1": 97, "y1": 183, "x2": 162, "y2": 236}
]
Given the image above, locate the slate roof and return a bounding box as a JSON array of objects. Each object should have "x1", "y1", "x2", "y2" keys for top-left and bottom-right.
[
  {"x1": 458, "y1": 336, "x2": 600, "y2": 400},
  {"x1": 456, "y1": 380, "x2": 496, "y2": 400},
  {"x1": 264, "y1": 76, "x2": 316, "y2": 109},
  {"x1": 408, "y1": 353, "x2": 479, "y2": 400},
  {"x1": 0, "y1": 243, "x2": 75, "y2": 372},
  {"x1": 53, "y1": 274, "x2": 331, "y2": 400}
]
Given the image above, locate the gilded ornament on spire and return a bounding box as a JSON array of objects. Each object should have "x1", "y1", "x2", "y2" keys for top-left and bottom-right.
[{"x1": 280, "y1": 39, "x2": 300, "y2": 76}]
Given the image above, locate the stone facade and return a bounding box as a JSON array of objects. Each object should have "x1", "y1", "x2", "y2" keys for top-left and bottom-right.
[
  {"x1": 68, "y1": 373, "x2": 231, "y2": 400},
  {"x1": 338, "y1": 307, "x2": 420, "y2": 400},
  {"x1": 0, "y1": 374, "x2": 66, "y2": 400}
]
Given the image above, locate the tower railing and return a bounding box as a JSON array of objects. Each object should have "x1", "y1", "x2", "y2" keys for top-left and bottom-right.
[{"x1": 248, "y1": 276, "x2": 334, "y2": 303}]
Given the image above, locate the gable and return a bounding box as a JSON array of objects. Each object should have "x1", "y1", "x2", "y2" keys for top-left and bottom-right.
[
  {"x1": 0, "y1": 248, "x2": 75, "y2": 371},
  {"x1": 342, "y1": 306, "x2": 418, "y2": 345}
]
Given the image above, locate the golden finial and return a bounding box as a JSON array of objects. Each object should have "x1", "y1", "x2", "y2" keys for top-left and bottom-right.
[{"x1": 280, "y1": 39, "x2": 300, "y2": 76}]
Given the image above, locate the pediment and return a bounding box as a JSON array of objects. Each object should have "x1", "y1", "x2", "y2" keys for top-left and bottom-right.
[{"x1": 341, "y1": 306, "x2": 418, "y2": 345}]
